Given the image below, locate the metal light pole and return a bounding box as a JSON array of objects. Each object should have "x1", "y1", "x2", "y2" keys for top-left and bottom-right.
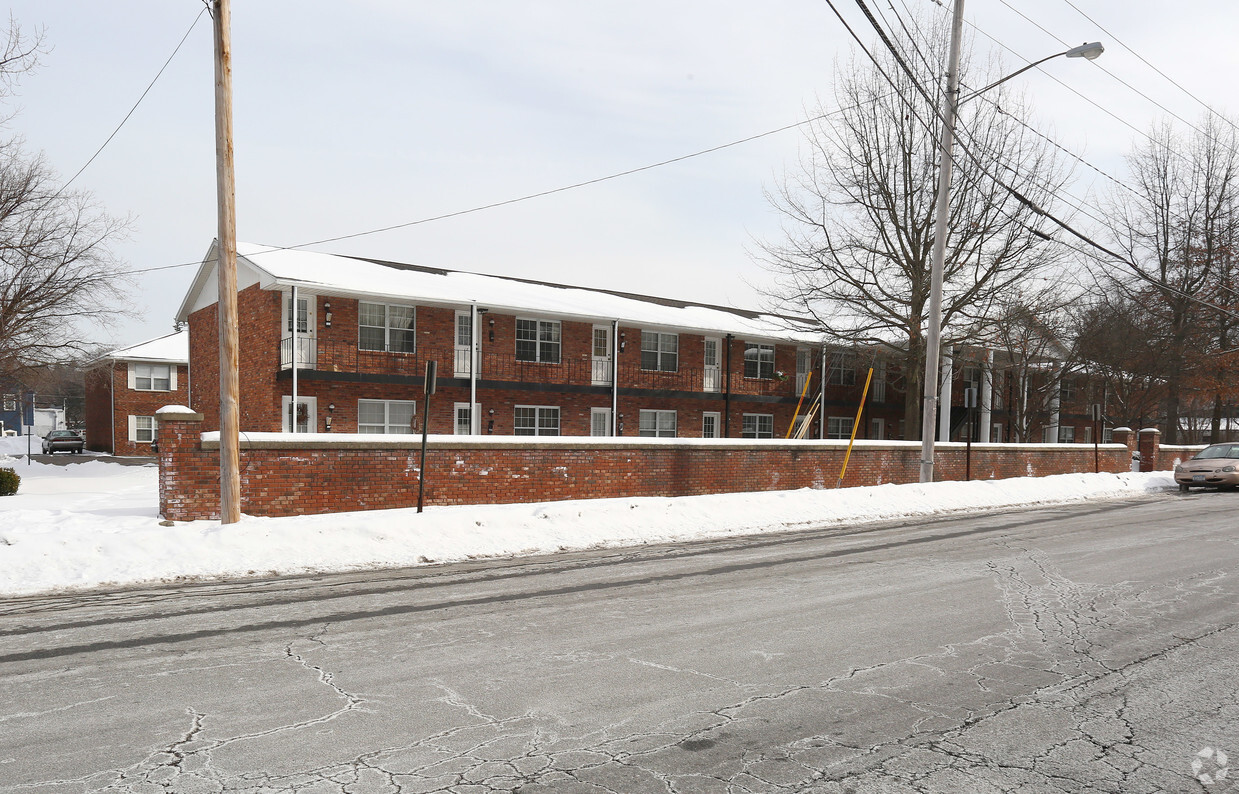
[{"x1": 918, "y1": 13, "x2": 1104, "y2": 483}]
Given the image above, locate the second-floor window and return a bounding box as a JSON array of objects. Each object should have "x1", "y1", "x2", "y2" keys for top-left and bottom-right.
[
  {"x1": 744, "y1": 343, "x2": 775, "y2": 379},
  {"x1": 359, "y1": 302, "x2": 416, "y2": 353},
  {"x1": 515, "y1": 319, "x2": 561, "y2": 363},
  {"x1": 641, "y1": 331, "x2": 678, "y2": 372},
  {"x1": 828, "y1": 363, "x2": 856, "y2": 386},
  {"x1": 134, "y1": 363, "x2": 171, "y2": 391}
]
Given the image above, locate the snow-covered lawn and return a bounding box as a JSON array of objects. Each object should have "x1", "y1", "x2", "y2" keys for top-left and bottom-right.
[{"x1": 0, "y1": 436, "x2": 1176, "y2": 597}]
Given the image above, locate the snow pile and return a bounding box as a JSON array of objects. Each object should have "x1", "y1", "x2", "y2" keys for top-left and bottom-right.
[{"x1": 0, "y1": 436, "x2": 1176, "y2": 597}]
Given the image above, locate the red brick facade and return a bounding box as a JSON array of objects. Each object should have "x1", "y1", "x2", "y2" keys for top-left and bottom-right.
[
  {"x1": 185, "y1": 287, "x2": 905, "y2": 440},
  {"x1": 83, "y1": 360, "x2": 190, "y2": 456},
  {"x1": 157, "y1": 409, "x2": 1142, "y2": 521}
]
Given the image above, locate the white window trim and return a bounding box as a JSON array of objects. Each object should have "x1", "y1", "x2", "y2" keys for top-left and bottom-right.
[
  {"x1": 640, "y1": 331, "x2": 679, "y2": 373},
  {"x1": 358, "y1": 301, "x2": 417, "y2": 354},
  {"x1": 702, "y1": 411, "x2": 721, "y2": 439},
  {"x1": 514, "y1": 318, "x2": 562, "y2": 364},
  {"x1": 514, "y1": 405, "x2": 561, "y2": 436},
  {"x1": 128, "y1": 362, "x2": 176, "y2": 392},
  {"x1": 827, "y1": 416, "x2": 854, "y2": 440},
  {"x1": 741, "y1": 412, "x2": 775, "y2": 439},
  {"x1": 638, "y1": 409, "x2": 677, "y2": 438},
  {"x1": 743, "y1": 343, "x2": 775, "y2": 380},
  {"x1": 357, "y1": 398, "x2": 415, "y2": 434},
  {"x1": 128, "y1": 415, "x2": 156, "y2": 443}
]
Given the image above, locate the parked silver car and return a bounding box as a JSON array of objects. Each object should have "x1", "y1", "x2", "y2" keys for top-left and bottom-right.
[
  {"x1": 42, "y1": 429, "x2": 86, "y2": 455},
  {"x1": 1174, "y1": 443, "x2": 1239, "y2": 491}
]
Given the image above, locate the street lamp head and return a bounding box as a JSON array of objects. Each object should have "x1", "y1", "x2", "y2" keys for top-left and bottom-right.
[{"x1": 1065, "y1": 42, "x2": 1104, "y2": 60}]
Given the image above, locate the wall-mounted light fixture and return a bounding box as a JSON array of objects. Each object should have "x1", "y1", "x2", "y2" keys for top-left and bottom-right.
[
  {"x1": 488, "y1": 317, "x2": 495, "y2": 342},
  {"x1": 487, "y1": 408, "x2": 495, "y2": 434},
  {"x1": 619, "y1": 332, "x2": 627, "y2": 353},
  {"x1": 327, "y1": 403, "x2": 335, "y2": 412},
  {"x1": 324, "y1": 416, "x2": 332, "y2": 431},
  {"x1": 324, "y1": 301, "x2": 333, "y2": 328}
]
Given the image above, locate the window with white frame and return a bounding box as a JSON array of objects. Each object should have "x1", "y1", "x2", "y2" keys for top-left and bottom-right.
[
  {"x1": 871, "y1": 361, "x2": 887, "y2": 403},
  {"x1": 702, "y1": 412, "x2": 721, "y2": 438},
  {"x1": 639, "y1": 409, "x2": 676, "y2": 437},
  {"x1": 1060, "y1": 379, "x2": 1076, "y2": 401},
  {"x1": 744, "y1": 343, "x2": 775, "y2": 380},
  {"x1": 132, "y1": 363, "x2": 172, "y2": 391},
  {"x1": 130, "y1": 415, "x2": 155, "y2": 443},
  {"x1": 640, "y1": 331, "x2": 678, "y2": 372},
  {"x1": 827, "y1": 416, "x2": 853, "y2": 439},
  {"x1": 454, "y1": 403, "x2": 472, "y2": 435},
  {"x1": 1058, "y1": 426, "x2": 1076, "y2": 443},
  {"x1": 359, "y1": 302, "x2": 416, "y2": 353},
  {"x1": 358, "y1": 399, "x2": 415, "y2": 434},
  {"x1": 3, "y1": 394, "x2": 15, "y2": 411},
  {"x1": 285, "y1": 294, "x2": 309, "y2": 334},
  {"x1": 742, "y1": 413, "x2": 774, "y2": 438},
  {"x1": 514, "y1": 405, "x2": 560, "y2": 436},
  {"x1": 515, "y1": 319, "x2": 561, "y2": 363}
]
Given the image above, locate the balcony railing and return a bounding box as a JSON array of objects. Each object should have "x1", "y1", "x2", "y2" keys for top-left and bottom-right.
[{"x1": 280, "y1": 337, "x2": 811, "y2": 398}]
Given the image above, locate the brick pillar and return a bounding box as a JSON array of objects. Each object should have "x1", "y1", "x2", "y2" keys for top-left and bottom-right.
[
  {"x1": 1138, "y1": 427, "x2": 1161, "y2": 472},
  {"x1": 156, "y1": 406, "x2": 206, "y2": 521}
]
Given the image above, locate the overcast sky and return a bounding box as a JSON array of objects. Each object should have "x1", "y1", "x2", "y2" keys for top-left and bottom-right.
[{"x1": 6, "y1": 1, "x2": 1238, "y2": 349}]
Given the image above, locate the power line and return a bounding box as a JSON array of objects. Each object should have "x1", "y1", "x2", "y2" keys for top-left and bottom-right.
[
  {"x1": 1057, "y1": 0, "x2": 1239, "y2": 136},
  {"x1": 112, "y1": 106, "x2": 867, "y2": 278},
  {"x1": 53, "y1": 7, "x2": 208, "y2": 199}
]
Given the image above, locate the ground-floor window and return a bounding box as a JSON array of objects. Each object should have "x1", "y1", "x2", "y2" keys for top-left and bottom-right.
[
  {"x1": 130, "y1": 415, "x2": 155, "y2": 443},
  {"x1": 515, "y1": 405, "x2": 560, "y2": 436},
  {"x1": 702, "y1": 412, "x2": 720, "y2": 438},
  {"x1": 639, "y1": 409, "x2": 676, "y2": 437},
  {"x1": 1058, "y1": 426, "x2": 1075, "y2": 443},
  {"x1": 358, "y1": 399, "x2": 414, "y2": 434},
  {"x1": 827, "y1": 416, "x2": 853, "y2": 440},
  {"x1": 742, "y1": 413, "x2": 774, "y2": 439}
]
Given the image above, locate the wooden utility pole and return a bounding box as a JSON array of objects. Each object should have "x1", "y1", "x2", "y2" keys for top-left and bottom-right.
[{"x1": 212, "y1": 0, "x2": 241, "y2": 523}]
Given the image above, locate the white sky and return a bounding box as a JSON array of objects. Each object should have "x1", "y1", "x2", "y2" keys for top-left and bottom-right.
[{"x1": 4, "y1": 1, "x2": 1237, "y2": 349}]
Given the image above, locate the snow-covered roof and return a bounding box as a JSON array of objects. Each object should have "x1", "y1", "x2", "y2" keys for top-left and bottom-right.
[
  {"x1": 94, "y1": 330, "x2": 189, "y2": 366},
  {"x1": 177, "y1": 242, "x2": 823, "y2": 343}
]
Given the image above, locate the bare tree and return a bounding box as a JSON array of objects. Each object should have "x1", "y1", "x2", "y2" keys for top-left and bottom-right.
[
  {"x1": 1098, "y1": 115, "x2": 1239, "y2": 442},
  {"x1": 0, "y1": 20, "x2": 129, "y2": 381},
  {"x1": 757, "y1": 10, "x2": 1071, "y2": 437},
  {"x1": 984, "y1": 292, "x2": 1075, "y2": 442}
]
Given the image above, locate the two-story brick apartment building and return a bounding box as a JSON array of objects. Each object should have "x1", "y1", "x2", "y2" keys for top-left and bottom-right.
[
  {"x1": 84, "y1": 330, "x2": 190, "y2": 455},
  {"x1": 175, "y1": 242, "x2": 907, "y2": 440}
]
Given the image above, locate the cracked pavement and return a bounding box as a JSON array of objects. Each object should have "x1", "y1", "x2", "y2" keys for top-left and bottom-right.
[{"x1": 1, "y1": 493, "x2": 1237, "y2": 792}]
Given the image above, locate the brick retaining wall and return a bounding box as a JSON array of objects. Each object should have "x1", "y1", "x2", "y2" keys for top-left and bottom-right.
[{"x1": 156, "y1": 407, "x2": 1148, "y2": 521}]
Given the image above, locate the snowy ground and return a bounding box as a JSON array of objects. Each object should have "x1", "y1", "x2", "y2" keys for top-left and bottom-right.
[{"x1": 0, "y1": 436, "x2": 1178, "y2": 598}]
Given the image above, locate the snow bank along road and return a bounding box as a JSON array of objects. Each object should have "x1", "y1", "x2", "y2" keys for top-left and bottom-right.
[{"x1": 0, "y1": 439, "x2": 1180, "y2": 596}]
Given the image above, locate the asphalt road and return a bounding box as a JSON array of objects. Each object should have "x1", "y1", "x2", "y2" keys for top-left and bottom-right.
[{"x1": 1, "y1": 492, "x2": 1237, "y2": 793}]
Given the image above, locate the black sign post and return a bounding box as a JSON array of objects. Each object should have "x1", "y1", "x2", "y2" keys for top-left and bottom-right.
[
  {"x1": 1092, "y1": 403, "x2": 1102, "y2": 473},
  {"x1": 417, "y1": 361, "x2": 437, "y2": 513},
  {"x1": 964, "y1": 387, "x2": 977, "y2": 481}
]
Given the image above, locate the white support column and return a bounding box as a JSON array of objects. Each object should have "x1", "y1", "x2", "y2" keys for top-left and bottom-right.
[
  {"x1": 470, "y1": 304, "x2": 480, "y2": 434},
  {"x1": 938, "y1": 345, "x2": 954, "y2": 442},
  {"x1": 979, "y1": 349, "x2": 993, "y2": 443},
  {"x1": 291, "y1": 286, "x2": 298, "y2": 430}
]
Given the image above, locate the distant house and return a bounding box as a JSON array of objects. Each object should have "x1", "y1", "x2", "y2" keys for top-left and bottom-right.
[{"x1": 84, "y1": 331, "x2": 190, "y2": 455}]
